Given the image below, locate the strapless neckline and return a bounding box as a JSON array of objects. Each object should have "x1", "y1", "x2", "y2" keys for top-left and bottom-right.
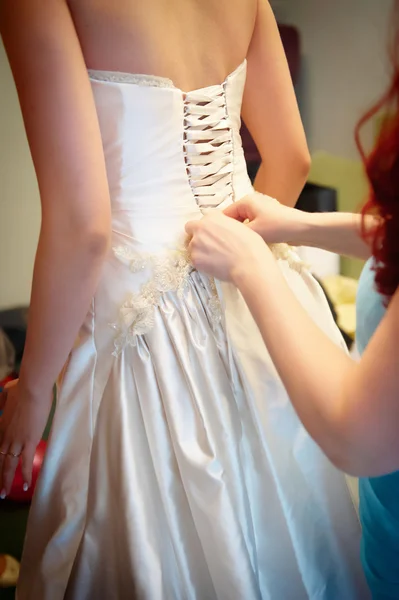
[{"x1": 88, "y1": 59, "x2": 247, "y2": 95}]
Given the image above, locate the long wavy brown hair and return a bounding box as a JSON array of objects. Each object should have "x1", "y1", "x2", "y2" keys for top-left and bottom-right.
[{"x1": 355, "y1": 0, "x2": 399, "y2": 300}]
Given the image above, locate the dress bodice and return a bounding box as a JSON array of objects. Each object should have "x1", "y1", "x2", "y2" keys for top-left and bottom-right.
[{"x1": 88, "y1": 60, "x2": 252, "y2": 252}]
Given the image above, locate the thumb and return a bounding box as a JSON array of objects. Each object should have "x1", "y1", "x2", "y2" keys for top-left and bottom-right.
[
  {"x1": 185, "y1": 219, "x2": 200, "y2": 237},
  {"x1": 223, "y1": 198, "x2": 254, "y2": 222},
  {"x1": 245, "y1": 216, "x2": 266, "y2": 238}
]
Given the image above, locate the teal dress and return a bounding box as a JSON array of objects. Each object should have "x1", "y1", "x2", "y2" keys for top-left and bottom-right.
[{"x1": 356, "y1": 259, "x2": 399, "y2": 599}]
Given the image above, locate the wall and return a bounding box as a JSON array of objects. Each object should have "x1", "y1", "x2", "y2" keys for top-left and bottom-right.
[
  {"x1": 0, "y1": 40, "x2": 41, "y2": 310},
  {"x1": 276, "y1": 0, "x2": 393, "y2": 160}
]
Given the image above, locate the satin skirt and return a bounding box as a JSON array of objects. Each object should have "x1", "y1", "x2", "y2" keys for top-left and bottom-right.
[{"x1": 16, "y1": 261, "x2": 369, "y2": 600}]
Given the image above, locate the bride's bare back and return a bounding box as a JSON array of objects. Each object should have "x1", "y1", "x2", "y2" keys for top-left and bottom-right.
[{"x1": 68, "y1": 0, "x2": 257, "y2": 92}]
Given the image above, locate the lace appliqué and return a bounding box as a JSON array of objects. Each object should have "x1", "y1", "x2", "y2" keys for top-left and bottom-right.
[
  {"x1": 271, "y1": 243, "x2": 309, "y2": 273},
  {"x1": 88, "y1": 70, "x2": 174, "y2": 89},
  {"x1": 111, "y1": 246, "x2": 222, "y2": 356}
]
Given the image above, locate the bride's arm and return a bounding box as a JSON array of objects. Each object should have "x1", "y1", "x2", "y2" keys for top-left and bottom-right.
[
  {"x1": 0, "y1": 1, "x2": 111, "y2": 399},
  {"x1": 242, "y1": 0, "x2": 310, "y2": 207}
]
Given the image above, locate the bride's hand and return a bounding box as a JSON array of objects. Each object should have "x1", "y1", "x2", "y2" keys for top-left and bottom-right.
[
  {"x1": 224, "y1": 192, "x2": 306, "y2": 244},
  {"x1": 0, "y1": 380, "x2": 52, "y2": 498},
  {"x1": 186, "y1": 211, "x2": 271, "y2": 283}
]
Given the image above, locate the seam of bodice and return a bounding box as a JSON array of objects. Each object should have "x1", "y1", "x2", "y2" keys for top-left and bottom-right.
[{"x1": 88, "y1": 70, "x2": 175, "y2": 88}]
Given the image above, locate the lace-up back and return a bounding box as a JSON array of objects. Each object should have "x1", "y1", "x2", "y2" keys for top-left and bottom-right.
[{"x1": 183, "y1": 89, "x2": 234, "y2": 209}]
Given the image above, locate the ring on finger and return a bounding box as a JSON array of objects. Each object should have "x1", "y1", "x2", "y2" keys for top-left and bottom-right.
[
  {"x1": 0, "y1": 449, "x2": 21, "y2": 458},
  {"x1": 7, "y1": 451, "x2": 21, "y2": 458}
]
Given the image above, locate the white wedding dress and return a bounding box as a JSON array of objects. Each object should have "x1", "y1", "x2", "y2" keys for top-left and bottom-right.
[{"x1": 17, "y1": 60, "x2": 369, "y2": 599}]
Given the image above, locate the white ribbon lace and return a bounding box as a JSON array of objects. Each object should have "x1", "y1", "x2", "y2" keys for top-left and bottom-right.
[{"x1": 183, "y1": 88, "x2": 234, "y2": 210}]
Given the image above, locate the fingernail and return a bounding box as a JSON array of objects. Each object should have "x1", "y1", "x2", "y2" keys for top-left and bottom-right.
[
  {"x1": 23, "y1": 483, "x2": 29, "y2": 492},
  {"x1": 0, "y1": 489, "x2": 6, "y2": 500}
]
